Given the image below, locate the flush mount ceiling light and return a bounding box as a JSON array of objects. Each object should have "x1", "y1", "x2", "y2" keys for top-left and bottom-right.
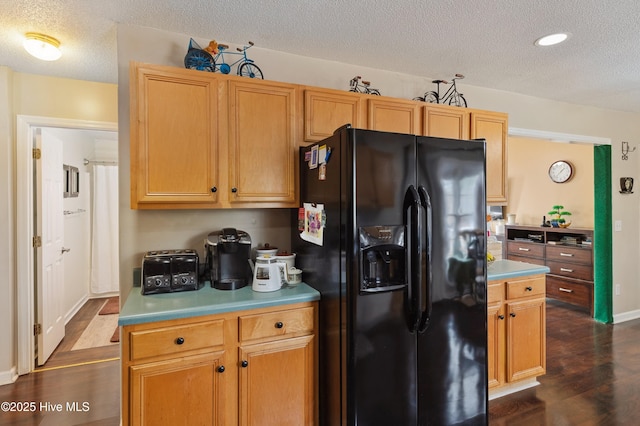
[
  {"x1": 534, "y1": 32, "x2": 570, "y2": 47},
  {"x1": 23, "y1": 32, "x2": 62, "y2": 61}
]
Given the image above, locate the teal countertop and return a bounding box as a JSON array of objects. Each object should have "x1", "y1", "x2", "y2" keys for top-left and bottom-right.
[
  {"x1": 119, "y1": 283, "x2": 320, "y2": 326},
  {"x1": 487, "y1": 259, "x2": 550, "y2": 281},
  {"x1": 120, "y1": 260, "x2": 544, "y2": 326}
]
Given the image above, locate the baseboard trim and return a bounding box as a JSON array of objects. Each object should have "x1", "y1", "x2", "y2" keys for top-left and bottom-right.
[
  {"x1": 0, "y1": 366, "x2": 18, "y2": 386},
  {"x1": 489, "y1": 378, "x2": 539, "y2": 400},
  {"x1": 65, "y1": 294, "x2": 90, "y2": 325},
  {"x1": 613, "y1": 309, "x2": 640, "y2": 324}
]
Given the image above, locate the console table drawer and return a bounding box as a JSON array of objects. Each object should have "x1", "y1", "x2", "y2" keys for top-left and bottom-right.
[
  {"x1": 546, "y1": 260, "x2": 593, "y2": 281},
  {"x1": 546, "y1": 276, "x2": 592, "y2": 311},
  {"x1": 546, "y1": 246, "x2": 592, "y2": 265},
  {"x1": 506, "y1": 241, "x2": 544, "y2": 258}
]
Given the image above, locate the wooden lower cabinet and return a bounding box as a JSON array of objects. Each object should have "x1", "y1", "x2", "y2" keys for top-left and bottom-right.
[
  {"x1": 239, "y1": 336, "x2": 315, "y2": 426},
  {"x1": 129, "y1": 352, "x2": 226, "y2": 425},
  {"x1": 121, "y1": 302, "x2": 318, "y2": 426},
  {"x1": 488, "y1": 275, "x2": 546, "y2": 391}
]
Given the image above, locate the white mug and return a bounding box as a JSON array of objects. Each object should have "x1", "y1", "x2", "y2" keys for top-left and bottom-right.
[{"x1": 507, "y1": 214, "x2": 516, "y2": 225}]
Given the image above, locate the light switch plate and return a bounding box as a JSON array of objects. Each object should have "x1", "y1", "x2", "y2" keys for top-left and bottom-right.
[{"x1": 615, "y1": 220, "x2": 622, "y2": 232}]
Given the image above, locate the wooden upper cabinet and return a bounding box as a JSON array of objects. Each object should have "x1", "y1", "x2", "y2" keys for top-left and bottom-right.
[
  {"x1": 304, "y1": 89, "x2": 363, "y2": 142},
  {"x1": 367, "y1": 98, "x2": 421, "y2": 134},
  {"x1": 471, "y1": 111, "x2": 508, "y2": 204},
  {"x1": 130, "y1": 63, "x2": 219, "y2": 208},
  {"x1": 227, "y1": 79, "x2": 297, "y2": 206},
  {"x1": 422, "y1": 103, "x2": 469, "y2": 139}
]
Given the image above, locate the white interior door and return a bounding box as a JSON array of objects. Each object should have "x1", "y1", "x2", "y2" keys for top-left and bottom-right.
[{"x1": 36, "y1": 129, "x2": 65, "y2": 366}]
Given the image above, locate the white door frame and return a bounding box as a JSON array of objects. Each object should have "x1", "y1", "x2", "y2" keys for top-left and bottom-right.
[{"x1": 16, "y1": 115, "x2": 117, "y2": 375}]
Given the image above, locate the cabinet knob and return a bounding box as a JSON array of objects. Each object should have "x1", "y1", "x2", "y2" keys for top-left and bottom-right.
[
  {"x1": 211, "y1": 186, "x2": 217, "y2": 193},
  {"x1": 275, "y1": 321, "x2": 284, "y2": 329},
  {"x1": 498, "y1": 315, "x2": 505, "y2": 320},
  {"x1": 510, "y1": 312, "x2": 516, "y2": 318},
  {"x1": 231, "y1": 187, "x2": 238, "y2": 193},
  {"x1": 217, "y1": 365, "x2": 225, "y2": 373},
  {"x1": 241, "y1": 360, "x2": 249, "y2": 368},
  {"x1": 525, "y1": 286, "x2": 533, "y2": 291},
  {"x1": 175, "y1": 337, "x2": 185, "y2": 345}
]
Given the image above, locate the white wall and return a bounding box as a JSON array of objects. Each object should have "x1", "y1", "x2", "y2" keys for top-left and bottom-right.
[
  {"x1": 117, "y1": 24, "x2": 640, "y2": 318},
  {"x1": 0, "y1": 67, "x2": 17, "y2": 384}
]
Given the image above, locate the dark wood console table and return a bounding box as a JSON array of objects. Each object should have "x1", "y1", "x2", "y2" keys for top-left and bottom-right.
[{"x1": 505, "y1": 225, "x2": 594, "y2": 316}]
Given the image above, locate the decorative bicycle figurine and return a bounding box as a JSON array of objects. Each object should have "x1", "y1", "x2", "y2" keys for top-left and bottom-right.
[
  {"x1": 213, "y1": 41, "x2": 263, "y2": 79},
  {"x1": 414, "y1": 73, "x2": 467, "y2": 107},
  {"x1": 184, "y1": 39, "x2": 264, "y2": 79},
  {"x1": 349, "y1": 76, "x2": 381, "y2": 95}
]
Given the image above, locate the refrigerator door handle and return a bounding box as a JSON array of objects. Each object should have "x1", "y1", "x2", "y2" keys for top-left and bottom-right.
[
  {"x1": 403, "y1": 185, "x2": 422, "y2": 333},
  {"x1": 417, "y1": 186, "x2": 432, "y2": 333}
]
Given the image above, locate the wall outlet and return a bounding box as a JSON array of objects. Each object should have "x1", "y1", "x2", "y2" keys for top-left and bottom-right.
[
  {"x1": 615, "y1": 220, "x2": 622, "y2": 232},
  {"x1": 615, "y1": 284, "x2": 621, "y2": 296}
]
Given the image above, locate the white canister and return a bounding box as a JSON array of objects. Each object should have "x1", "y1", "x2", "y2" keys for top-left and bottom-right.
[
  {"x1": 256, "y1": 244, "x2": 278, "y2": 258},
  {"x1": 275, "y1": 252, "x2": 296, "y2": 271},
  {"x1": 507, "y1": 214, "x2": 516, "y2": 225}
]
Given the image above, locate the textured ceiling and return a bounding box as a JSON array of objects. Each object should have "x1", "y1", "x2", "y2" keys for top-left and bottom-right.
[{"x1": 3, "y1": 0, "x2": 640, "y2": 113}]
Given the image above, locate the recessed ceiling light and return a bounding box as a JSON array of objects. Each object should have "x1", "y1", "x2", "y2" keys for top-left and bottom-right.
[
  {"x1": 534, "y1": 32, "x2": 570, "y2": 47},
  {"x1": 23, "y1": 32, "x2": 62, "y2": 61}
]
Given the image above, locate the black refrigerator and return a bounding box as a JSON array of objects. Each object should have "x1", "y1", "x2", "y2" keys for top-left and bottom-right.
[{"x1": 292, "y1": 125, "x2": 487, "y2": 425}]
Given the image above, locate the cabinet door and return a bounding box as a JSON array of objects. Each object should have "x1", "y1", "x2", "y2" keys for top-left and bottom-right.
[
  {"x1": 129, "y1": 352, "x2": 227, "y2": 426},
  {"x1": 228, "y1": 79, "x2": 297, "y2": 205},
  {"x1": 367, "y1": 98, "x2": 421, "y2": 134},
  {"x1": 423, "y1": 104, "x2": 469, "y2": 139},
  {"x1": 471, "y1": 111, "x2": 508, "y2": 204},
  {"x1": 131, "y1": 64, "x2": 219, "y2": 207},
  {"x1": 487, "y1": 302, "x2": 505, "y2": 389},
  {"x1": 239, "y1": 335, "x2": 315, "y2": 426},
  {"x1": 304, "y1": 89, "x2": 362, "y2": 142},
  {"x1": 506, "y1": 298, "x2": 546, "y2": 382}
]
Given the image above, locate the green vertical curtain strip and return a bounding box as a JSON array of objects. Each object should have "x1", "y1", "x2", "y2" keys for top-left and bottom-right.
[{"x1": 593, "y1": 145, "x2": 613, "y2": 323}]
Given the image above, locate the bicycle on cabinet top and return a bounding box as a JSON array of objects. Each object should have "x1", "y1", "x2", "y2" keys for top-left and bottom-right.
[
  {"x1": 349, "y1": 76, "x2": 380, "y2": 95},
  {"x1": 184, "y1": 39, "x2": 264, "y2": 79},
  {"x1": 414, "y1": 73, "x2": 466, "y2": 107}
]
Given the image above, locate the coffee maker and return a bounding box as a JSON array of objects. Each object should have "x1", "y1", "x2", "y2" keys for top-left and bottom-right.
[{"x1": 205, "y1": 228, "x2": 252, "y2": 290}]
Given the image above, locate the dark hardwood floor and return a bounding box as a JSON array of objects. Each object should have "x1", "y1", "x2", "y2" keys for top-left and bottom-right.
[
  {"x1": 38, "y1": 297, "x2": 120, "y2": 369},
  {"x1": 489, "y1": 300, "x2": 640, "y2": 425},
  {"x1": 1, "y1": 299, "x2": 638, "y2": 425},
  {"x1": 0, "y1": 297, "x2": 121, "y2": 425}
]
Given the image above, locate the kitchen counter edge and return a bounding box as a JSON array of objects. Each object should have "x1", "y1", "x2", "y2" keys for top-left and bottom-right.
[
  {"x1": 487, "y1": 259, "x2": 550, "y2": 281},
  {"x1": 119, "y1": 283, "x2": 320, "y2": 326}
]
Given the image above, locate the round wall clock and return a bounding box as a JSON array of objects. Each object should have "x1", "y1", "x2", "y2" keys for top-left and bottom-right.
[{"x1": 548, "y1": 160, "x2": 574, "y2": 183}]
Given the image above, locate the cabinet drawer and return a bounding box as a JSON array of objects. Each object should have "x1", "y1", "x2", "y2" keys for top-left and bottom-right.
[
  {"x1": 546, "y1": 260, "x2": 593, "y2": 281},
  {"x1": 506, "y1": 241, "x2": 544, "y2": 259},
  {"x1": 546, "y1": 246, "x2": 592, "y2": 265},
  {"x1": 546, "y1": 276, "x2": 592, "y2": 310},
  {"x1": 129, "y1": 319, "x2": 225, "y2": 361},
  {"x1": 487, "y1": 281, "x2": 504, "y2": 303},
  {"x1": 239, "y1": 306, "x2": 314, "y2": 342},
  {"x1": 506, "y1": 276, "x2": 545, "y2": 300},
  {"x1": 488, "y1": 282, "x2": 504, "y2": 304}
]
